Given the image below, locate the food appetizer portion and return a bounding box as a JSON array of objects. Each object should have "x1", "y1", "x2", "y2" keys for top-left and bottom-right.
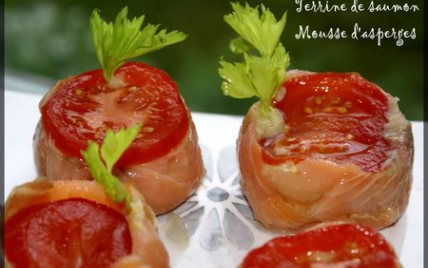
[
  {"x1": 5, "y1": 127, "x2": 169, "y2": 268},
  {"x1": 219, "y1": 3, "x2": 413, "y2": 229},
  {"x1": 240, "y1": 223, "x2": 403, "y2": 268},
  {"x1": 34, "y1": 7, "x2": 205, "y2": 214}
]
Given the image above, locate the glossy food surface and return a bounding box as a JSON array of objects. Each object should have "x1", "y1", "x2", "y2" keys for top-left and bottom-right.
[
  {"x1": 262, "y1": 73, "x2": 391, "y2": 172},
  {"x1": 41, "y1": 62, "x2": 189, "y2": 166},
  {"x1": 5, "y1": 198, "x2": 132, "y2": 268},
  {"x1": 241, "y1": 223, "x2": 400, "y2": 268}
]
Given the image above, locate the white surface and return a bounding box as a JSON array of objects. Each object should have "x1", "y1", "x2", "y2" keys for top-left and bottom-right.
[{"x1": 4, "y1": 89, "x2": 424, "y2": 268}]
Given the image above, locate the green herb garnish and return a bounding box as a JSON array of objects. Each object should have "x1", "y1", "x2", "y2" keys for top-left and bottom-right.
[
  {"x1": 90, "y1": 6, "x2": 187, "y2": 83},
  {"x1": 81, "y1": 124, "x2": 141, "y2": 211},
  {"x1": 219, "y1": 2, "x2": 290, "y2": 117}
]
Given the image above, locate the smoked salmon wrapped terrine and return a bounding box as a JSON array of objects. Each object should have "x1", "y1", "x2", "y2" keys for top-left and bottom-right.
[
  {"x1": 5, "y1": 127, "x2": 169, "y2": 268},
  {"x1": 34, "y1": 7, "x2": 205, "y2": 214},
  {"x1": 219, "y1": 3, "x2": 413, "y2": 229}
]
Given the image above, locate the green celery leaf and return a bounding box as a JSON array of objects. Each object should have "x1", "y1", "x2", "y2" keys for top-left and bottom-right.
[
  {"x1": 81, "y1": 124, "x2": 141, "y2": 210},
  {"x1": 90, "y1": 6, "x2": 187, "y2": 82},
  {"x1": 224, "y1": 3, "x2": 287, "y2": 58},
  {"x1": 101, "y1": 125, "x2": 141, "y2": 172},
  {"x1": 218, "y1": 2, "x2": 290, "y2": 118},
  {"x1": 247, "y1": 55, "x2": 278, "y2": 106},
  {"x1": 271, "y1": 44, "x2": 290, "y2": 86},
  {"x1": 229, "y1": 37, "x2": 254, "y2": 54},
  {"x1": 219, "y1": 59, "x2": 256, "y2": 98}
]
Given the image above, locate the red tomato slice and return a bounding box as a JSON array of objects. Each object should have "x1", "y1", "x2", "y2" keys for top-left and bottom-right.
[
  {"x1": 262, "y1": 73, "x2": 391, "y2": 172},
  {"x1": 241, "y1": 223, "x2": 400, "y2": 268},
  {"x1": 41, "y1": 62, "x2": 189, "y2": 166},
  {"x1": 5, "y1": 198, "x2": 132, "y2": 268}
]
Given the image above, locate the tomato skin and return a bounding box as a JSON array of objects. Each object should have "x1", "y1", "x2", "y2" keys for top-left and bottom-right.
[
  {"x1": 4, "y1": 198, "x2": 132, "y2": 268},
  {"x1": 263, "y1": 72, "x2": 391, "y2": 172},
  {"x1": 41, "y1": 62, "x2": 189, "y2": 166},
  {"x1": 241, "y1": 223, "x2": 400, "y2": 268}
]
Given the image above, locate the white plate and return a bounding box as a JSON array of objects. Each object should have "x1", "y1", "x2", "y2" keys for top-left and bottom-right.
[{"x1": 5, "y1": 89, "x2": 424, "y2": 268}]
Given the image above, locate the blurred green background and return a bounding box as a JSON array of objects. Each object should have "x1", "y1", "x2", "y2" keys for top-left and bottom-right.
[{"x1": 5, "y1": 0, "x2": 424, "y2": 120}]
